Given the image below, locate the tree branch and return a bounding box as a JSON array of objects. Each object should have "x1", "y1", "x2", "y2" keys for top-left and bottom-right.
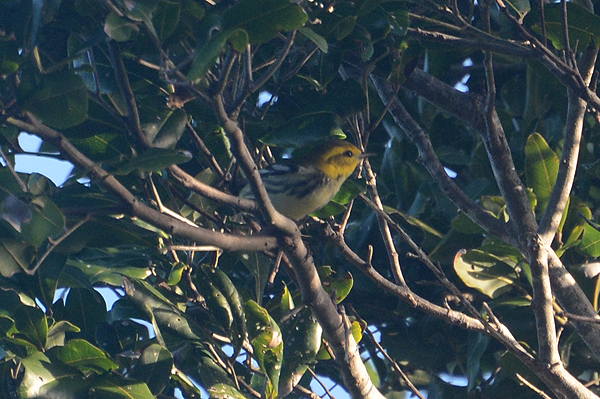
[
  {"x1": 371, "y1": 74, "x2": 511, "y2": 242},
  {"x1": 538, "y1": 46, "x2": 599, "y2": 245},
  {"x1": 8, "y1": 113, "x2": 277, "y2": 252},
  {"x1": 211, "y1": 94, "x2": 385, "y2": 399}
]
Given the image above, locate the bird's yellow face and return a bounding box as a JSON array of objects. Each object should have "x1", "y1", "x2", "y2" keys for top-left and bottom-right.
[{"x1": 312, "y1": 141, "x2": 365, "y2": 180}]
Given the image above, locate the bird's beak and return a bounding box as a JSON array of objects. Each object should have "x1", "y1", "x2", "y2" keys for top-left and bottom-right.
[{"x1": 359, "y1": 152, "x2": 376, "y2": 159}]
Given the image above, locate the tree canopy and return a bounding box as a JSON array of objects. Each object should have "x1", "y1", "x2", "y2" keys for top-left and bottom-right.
[{"x1": 3, "y1": 0, "x2": 600, "y2": 398}]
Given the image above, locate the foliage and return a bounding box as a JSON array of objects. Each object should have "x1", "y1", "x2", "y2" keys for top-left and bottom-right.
[{"x1": 2, "y1": 0, "x2": 600, "y2": 398}]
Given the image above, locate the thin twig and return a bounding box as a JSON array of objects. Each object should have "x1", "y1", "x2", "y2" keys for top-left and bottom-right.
[
  {"x1": 27, "y1": 214, "x2": 92, "y2": 275},
  {"x1": 0, "y1": 147, "x2": 27, "y2": 192},
  {"x1": 352, "y1": 308, "x2": 426, "y2": 399}
]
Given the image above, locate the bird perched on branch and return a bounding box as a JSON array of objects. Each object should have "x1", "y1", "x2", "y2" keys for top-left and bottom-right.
[{"x1": 241, "y1": 138, "x2": 371, "y2": 220}]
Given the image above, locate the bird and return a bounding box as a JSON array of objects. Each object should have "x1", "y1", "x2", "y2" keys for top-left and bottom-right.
[{"x1": 241, "y1": 138, "x2": 371, "y2": 220}]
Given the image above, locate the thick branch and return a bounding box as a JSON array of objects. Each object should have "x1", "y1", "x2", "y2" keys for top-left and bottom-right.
[
  {"x1": 403, "y1": 66, "x2": 600, "y2": 361},
  {"x1": 212, "y1": 95, "x2": 384, "y2": 399}
]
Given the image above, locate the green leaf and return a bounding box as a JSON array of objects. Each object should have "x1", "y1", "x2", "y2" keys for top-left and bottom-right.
[
  {"x1": 298, "y1": 26, "x2": 328, "y2": 53},
  {"x1": 278, "y1": 307, "x2": 322, "y2": 397},
  {"x1": 201, "y1": 265, "x2": 247, "y2": 356},
  {"x1": 245, "y1": 300, "x2": 283, "y2": 393},
  {"x1": 64, "y1": 288, "x2": 107, "y2": 342},
  {"x1": 453, "y1": 249, "x2": 519, "y2": 299},
  {"x1": 505, "y1": 0, "x2": 531, "y2": 18},
  {"x1": 319, "y1": 267, "x2": 354, "y2": 303},
  {"x1": 196, "y1": 268, "x2": 234, "y2": 331},
  {"x1": 152, "y1": 0, "x2": 181, "y2": 42},
  {"x1": 68, "y1": 256, "x2": 152, "y2": 286},
  {"x1": 384, "y1": 205, "x2": 444, "y2": 238},
  {"x1": 261, "y1": 111, "x2": 339, "y2": 147},
  {"x1": 209, "y1": 383, "x2": 249, "y2": 399},
  {"x1": 123, "y1": 277, "x2": 212, "y2": 342},
  {"x1": 89, "y1": 373, "x2": 155, "y2": 399},
  {"x1": 46, "y1": 321, "x2": 81, "y2": 349},
  {"x1": 525, "y1": 133, "x2": 559, "y2": 217},
  {"x1": 19, "y1": 69, "x2": 88, "y2": 129},
  {"x1": 47, "y1": 339, "x2": 118, "y2": 373},
  {"x1": 239, "y1": 251, "x2": 271, "y2": 304},
  {"x1": 14, "y1": 306, "x2": 47, "y2": 350},
  {"x1": 147, "y1": 108, "x2": 188, "y2": 149},
  {"x1": 18, "y1": 351, "x2": 87, "y2": 398},
  {"x1": 0, "y1": 232, "x2": 35, "y2": 277},
  {"x1": 223, "y1": 0, "x2": 308, "y2": 44},
  {"x1": 19, "y1": 196, "x2": 65, "y2": 248},
  {"x1": 529, "y1": 3, "x2": 600, "y2": 50},
  {"x1": 0, "y1": 38, "x2": 20, "y2": 74},
  {"x1": 129, "y1": 343, "x2": 173, "y2": 395},
  {"x1": 36, "y1": 253, "x2": 68, "y2": 311},
  {"x1": 580, "y1": 223, "x2": 600, "y2": 257},
  {"x1": 104, "y1": 12, "x2": 137, "y2": 41},
  {"x1": 118, "y1": 147, "x2": 192, "y2": 174},
  {"x1": 186, "y1": 17, "x2": 227, "y2": 81}
]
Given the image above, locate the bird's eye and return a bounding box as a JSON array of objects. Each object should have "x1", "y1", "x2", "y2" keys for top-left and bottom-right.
[{"x1": 344, "y1": 150, "x2": 354, "y2": 158}]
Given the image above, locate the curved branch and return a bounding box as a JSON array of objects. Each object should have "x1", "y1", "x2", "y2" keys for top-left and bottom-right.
[
  {"x1": 8, "y1": 114, "x2": 277, "y2": 252},
  {"x1": 371, "y1": 74, "x2": 511, "y2": 242}
]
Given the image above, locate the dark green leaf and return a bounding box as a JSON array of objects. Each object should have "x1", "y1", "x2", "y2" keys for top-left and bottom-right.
[
  {"x1": 64, "y1": 288, "x2": 107, "y2": 341},
  {"x1": 529, "y1": 3, "x2": 600, "y2": 50},
  {"x1": 19, "y1": 69, "x2": 88, "y2": 129},
  {"x1": 104, "y1": 12, "x2": 137, "y2": 41},
  {"x1": 152, "y1": 0, "x2": 181, "y2": 42},
  {"x1": 148, "y1": 108, "x2": 188, "y2": 149},
  {"x1": 118, "y1": 147, "x2": 192, "y2": 174},
  {"x1": 18, "y1": 351, "x2": 87, "y2": 398},
  {"x1": 36, "y1": 253, "x2": 68, "y2": 311},
  {"x1": 223, "y1": 0, "x2": 307, "y2": 44},
  {"x1": 261, "y1": 112, "x2": 339, "y2": 147},
  {"x1": 47, "y1": 338, "x2": 118, "y2": 373},
  {"x1": 46, "y1": 321, "x2": 81, "y2": 349},
  {"x1": 14, "y1": 306, "x2": 47, "y2": 350},
  {"x1": 209, "y1": 383, "x2": 249, "y2": 399},
  {"x1": 0, "y1": 231, "x2": 35, "y2": 277},
  {"x1": 123, "y1": 277, "x2": 211, "y2": 342},
  {"x1": 580, "y1": 223, "x2": 600, "y2": 257},
  {"x1": 89, "y1": 373, "x2": 155, "y2": 399},
  {"x1": 129, "y1": 343, "x2": 173, "y2": 395},
  {"x1": 298, "y1": 26, "x2": 328, "y2": 53}
]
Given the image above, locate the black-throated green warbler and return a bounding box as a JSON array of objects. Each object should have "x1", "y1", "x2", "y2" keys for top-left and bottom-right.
[{"x1": 241, "y1": 138, "x2": 370, "y2": 220}]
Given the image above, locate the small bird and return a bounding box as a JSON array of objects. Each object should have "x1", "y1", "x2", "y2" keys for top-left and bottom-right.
[{"x1": 241, "y1": 138, "x2": 370, "y2": 220}]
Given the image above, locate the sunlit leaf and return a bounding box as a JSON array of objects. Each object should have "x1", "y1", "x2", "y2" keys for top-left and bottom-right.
[
  {"x1": 279, "y1": 307, "x2": 322, "y2": 397},
  {"x1": 245, "y1": 300, "x2": 283, "y2": 393},
  {"x1": 453, "y1": 249, "x2": 519, "y2": 299},
  {"x1": 47, "y1": 339, "x2": 118, "y2": 373},
  {"x1": 525, "y1": 133, "x2": 558, "y2": 218},
  {"x1": 18, "y1": 351, "x2": 87, "y2": 398}
]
